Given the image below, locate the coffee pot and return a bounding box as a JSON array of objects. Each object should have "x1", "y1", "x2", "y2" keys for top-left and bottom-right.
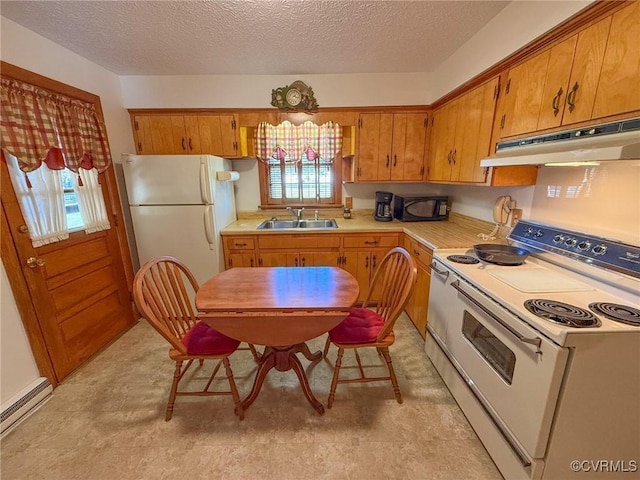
[{"x1": 374, "y1": 191, "x2": 393, "y2": 222}]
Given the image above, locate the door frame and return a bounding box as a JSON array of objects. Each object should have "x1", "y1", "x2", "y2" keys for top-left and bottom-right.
[{"x1": 0, "y1": 62, "x2": 136, "y2": 386}]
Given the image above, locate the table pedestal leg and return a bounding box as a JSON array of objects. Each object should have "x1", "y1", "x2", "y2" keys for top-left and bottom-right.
[{"x1": 240, "y1": 343, "x2": 324, "y2": 415}]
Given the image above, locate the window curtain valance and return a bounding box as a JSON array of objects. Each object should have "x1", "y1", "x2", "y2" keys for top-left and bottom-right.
[
  {"x1": 0, "y1": 76, "x2": 112, "y2": 174},
  {"x1": 255, "y1": 120, "x2": 342, "y2": 164}
]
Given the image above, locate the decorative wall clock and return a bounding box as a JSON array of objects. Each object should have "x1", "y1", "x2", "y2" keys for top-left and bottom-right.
[{"x1": 271, "y1": 80, "x2": 319, "y2": 112}]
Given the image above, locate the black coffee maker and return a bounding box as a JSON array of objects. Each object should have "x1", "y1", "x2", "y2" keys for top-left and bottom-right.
[{"x1": 374, "y1": 191, "x2": 393, "y2": 222}]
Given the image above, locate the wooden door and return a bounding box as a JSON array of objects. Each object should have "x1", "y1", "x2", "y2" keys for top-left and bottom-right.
[
  {"x1": 218, "y1": 114, "x2": 240, "y2": 157},
  {"x1": 453, "y1": 78, "x2": 499, "y2": 183},
  {"x1": 356, "y1": 113, "x2": 392, "y2": 181},
  {"x1": 147, "y1": 115, "x2": 187, "y2": 154},
  {"x1": 562, "y1": 16, "x2": 612, "y2": 125},
  {"x1": 227, "y1": 252, "x2": 256, "y2": 268},
  {"x1": 132, "y1": 115, "x2": 154, "y2": 154},
  {"x1": 259, "y1": 251, "x2": 290, "y2": 267},
  {"x1": 428, "y1": 102, "x2": 456, "y2": 182},
  {"x1": 1, "y1": 161, "x2": 135, "y2": 382},
  {"x1": 501, "y1": 51, "x2": 550, "y2": 137},
  {"x1": 592, "y1": 2, "x2": 640, "y2": 119},
  {"x1": 299, "y1": 250, "x2": 339, "y2": 267},
  {"x1": 391, "y1": 113, "x2": 427, "y2": 181},
  {"x1": 341, "y1": 251, "x2": 369, "y2": 302},
  {"x1": 537, "y1": 36, "x2": 578, "y2": 130}
]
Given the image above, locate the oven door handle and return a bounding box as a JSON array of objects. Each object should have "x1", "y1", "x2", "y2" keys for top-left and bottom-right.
[
  {"x1": 430, "y1": 261, "x2": 449, "y2": 278},
  {"x1": 451, "y1": 280, "x2": 543, "y2": 355}
]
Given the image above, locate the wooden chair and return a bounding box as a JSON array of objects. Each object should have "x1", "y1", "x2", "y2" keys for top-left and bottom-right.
[
  {"x1": 133, "y1": 256, "x2": 258, "y2": 421},
  {"x1": 323, "y1": 247, "x2": 417, "y2": 408}
]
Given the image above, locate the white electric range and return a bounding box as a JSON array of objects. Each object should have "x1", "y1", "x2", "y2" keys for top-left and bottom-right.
[{"x1": 425, "y1": 220, "x2": 639, "y2": 480}]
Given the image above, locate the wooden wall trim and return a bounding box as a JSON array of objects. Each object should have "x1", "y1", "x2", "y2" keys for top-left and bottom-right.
[
  {"x1": 431, "y1": 0, "x2": 628, "y2": 109},
  {"x1": 127, "y1": 105, "x2": 431, "y2": 115}
]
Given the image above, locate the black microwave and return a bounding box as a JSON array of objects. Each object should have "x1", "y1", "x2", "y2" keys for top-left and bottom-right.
[{"x1": 393, "y1": 195, "x2": 449, "y2": 222}]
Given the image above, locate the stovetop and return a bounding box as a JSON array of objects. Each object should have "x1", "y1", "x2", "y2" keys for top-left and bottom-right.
[{"x1": 434, "y1": 247, "x2": 640, "y2": 345}]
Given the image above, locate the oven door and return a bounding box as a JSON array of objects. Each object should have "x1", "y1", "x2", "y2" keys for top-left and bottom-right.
[{"x1": 446, "y1": 278, "x2": 569, "y2": 458}]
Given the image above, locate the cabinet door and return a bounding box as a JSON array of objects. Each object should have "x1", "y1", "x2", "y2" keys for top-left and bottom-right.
[
  {"x1": 218, "y1": 114, "x2": 240, "y2": 157},
  {"x1": 452, "y1": 78, "x2": 498, "y2": 183},
  {"x1": 537, "y1": 36, "x2": 578, "y2": 130},
  {"x1": 592, "y1": 2, "x2": 640, "y2": 119},
  {"x1": 428, "y1": 102, "x2": 457, "y2": 182},
  {"x1": 562, "y1": 16, "x2": 612, "y2": 125},
  {"x1": 132, "y1": 116, "x2": 154, "y2": 154},
  {"x1": 147, "y1": 115, "x2": 188, "y2": 154},
  {"x1": 501, "y1": 52, "x2": 550, "y2": 138},
  {"x1": 356, "y1": 113, "x2": 393, "y2": 181},
  {"x1": 341, "y1": 251, "x2": 370, "y2": 303},
  {"x1": 227, "y1": 253, "x2": 256, "y2": 269},
  {"x1": 259, "y1": 252, "x2": 291, "y2": 267},
  {"x1": 300, "y1": 251, "x2": 340, "y2": 267},
  {"x1": 391, "y1": 113, "x2": 427, "y2": 181}
]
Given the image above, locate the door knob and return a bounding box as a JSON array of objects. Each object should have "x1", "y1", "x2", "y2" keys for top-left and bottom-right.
[{"x1": 26, "y1": 257, "x2": 45, "y2": 268}]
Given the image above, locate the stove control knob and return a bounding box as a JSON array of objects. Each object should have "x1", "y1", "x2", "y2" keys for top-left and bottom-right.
[
  {"x1": 565, "y1": 237, "x2": 577, "y2": 247},
  {"x1": 577, "y1": 241, "x2": 591, "y2": 251},
  {"x1": 525, "y1": 227, "x2": 534, "y2": 235},
  {"x1": 593, "y1": 244, "x2": 607, "y2": 255},
  {"x1": 534, "y1": 230, "x2": 544, "y2": 238},
  {"x1": 553, "y1": 234, "x2": 565, "y2": 244}
]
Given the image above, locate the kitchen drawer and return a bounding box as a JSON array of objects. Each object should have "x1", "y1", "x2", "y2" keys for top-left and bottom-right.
[
  {"x1": 342, "y1": 234, "x2": 399, "y2": 249},
  {"x1": 258, "y1": 234, "x2": 341, "y2": 250},
  {"x1": 224, "y1": 236, "x2": 256, "y2": 250},
  {"x1": 407, "y1": 238, "x2": 433, "y2": 268}
]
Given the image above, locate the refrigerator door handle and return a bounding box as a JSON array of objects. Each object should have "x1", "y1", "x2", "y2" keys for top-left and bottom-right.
[
  {"x1": 204, "y1": 205, "x2": 216, "y2": 250},
  {"x1": 200, "y1": 161, "x2": 213, "y2": 204}
]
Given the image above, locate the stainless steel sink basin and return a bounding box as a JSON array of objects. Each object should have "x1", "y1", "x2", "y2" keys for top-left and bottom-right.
[
  {"x1": 297, "y1": 219, "x2": 338, "y2": 229},
  {"x1": 256, "y1": 218, "x2": 338, "y2": 230},
  {"x1": 257, "y1": 220, "x2": 299, "y2": 229}
]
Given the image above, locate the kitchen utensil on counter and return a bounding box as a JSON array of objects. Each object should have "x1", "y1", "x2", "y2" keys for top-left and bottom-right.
[
  {"x1": 473, "y1": 244, "x2": 530, "y2": 265},
  {"x1": 374, "y1": 191, "x2": 393, "y2": 222}
]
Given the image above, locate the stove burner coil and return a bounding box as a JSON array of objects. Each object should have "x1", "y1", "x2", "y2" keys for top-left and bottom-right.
[
  {"x1": 524, "y1": 299, "x2": 601, "y2": 328},
  {"x1": 446, "y1": 255, "x2": 480, "y2": 264},
  {"x1": 589, "y1": 302, "x2": 640, "y2": 326}
]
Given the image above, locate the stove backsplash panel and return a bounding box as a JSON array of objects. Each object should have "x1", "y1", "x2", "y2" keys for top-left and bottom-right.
[{"x1": 530, "y1": 161, "x2": 640, "y2": 246}]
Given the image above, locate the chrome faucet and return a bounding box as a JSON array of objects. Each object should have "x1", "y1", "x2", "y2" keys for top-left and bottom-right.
[{"x1": 286, "y1": 206, "x2": 304, "y2": 221}]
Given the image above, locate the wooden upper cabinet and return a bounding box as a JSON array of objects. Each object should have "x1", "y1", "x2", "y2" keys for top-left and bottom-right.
[
  {"x1": 428, "y1": 78, "x2": 498, "y2": 183},
  {"x1": 499, "y1": 2, "x2": 639, "y2": 140},
  {"x1": 356, "y1": 112, "x2": 427, "y2": 182},
  {"x1": 132, "y1": 113, "x2": 240, "y2": 157},
  {"x1": 592, "y1": 1, "x2": 640, "y2": 119}
]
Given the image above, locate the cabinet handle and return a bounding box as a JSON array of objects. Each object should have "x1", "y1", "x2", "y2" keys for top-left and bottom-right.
[
  {"x1": 342, "y1": 255, "x2": 347, "y2": 265},
  {"x1": 295, "y1": 257, "x2": 299, "y2": 267},
  {"x1": 301, "y1": 257, "x2": 306, "y2": 267},
  {"x1": 188, "y1": 138, "x2": 193, "y2": 150},
  {"x1": 337, "y1": 256, "x2": 342, "y2": 266},
  {"x1": 181, "y1": 138, "x2": 186, "y2": 151},
  {"x1": 453, "y1": 149, "x2": 457, "y2": 164},
  {"x1": 413, "y1": 248, "x2": 420, "y2": 257},
  {"x1": 235, "y1": 242, "x2": 247, "y2": 247},
  {"x1": 364, "y1": 240, "x2": 379, "y2": 245},
  {"x1": 372, "y1": 255, "x2": 377, "y2": 269},
  {"x1": 393, "y1": 154, "x2": 397, "y2": 167},
  {"x1": 447, "y1": 150, "x2": 452, "y2": 164},
  {"x1": 250, "y1": 258, "x2": 254, "y2": 267},
  {"x1": 552, "y1": 87, "x2": 563, "y2": 117},
  {"x1": 258, "y1": 258, "x2": 263, "y2": 267},
  {"x1": 386, "y1": 155, "x2": 390, "y2": 168},
  {"x1": 505, "y1": 78, "x2": 511, "y2": 94},
  {"x1": 365, "y1": 256, "x2": 369, "y2": 268},
  {"x1": 228, "y1": 258, "x2": 233, "y2": 268},
  {"x1": 500, "y1": 114, "x2": 506, "y2": 130},
  {"x1": 567, "y1": 82, "x2": 579, "y2": 113}
]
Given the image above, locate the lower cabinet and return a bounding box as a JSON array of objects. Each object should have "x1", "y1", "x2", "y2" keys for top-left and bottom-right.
[
  {"x1": 403, "y1": 236, "x2": 433, "y2": 339},
  {"x1": 222, "y1": 232, "x2": 401, "y2": 303}
]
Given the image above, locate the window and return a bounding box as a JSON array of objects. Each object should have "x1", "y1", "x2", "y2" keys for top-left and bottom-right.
[
  {"x1": 255, "y1": 120, "x2": 343, "y2": 208},
  {"x1": 61, "y1": 169, "x2": 84, "y2": 230},
  {"x1": 262, "y1": 151, "x2": 339, "y2": 206}
]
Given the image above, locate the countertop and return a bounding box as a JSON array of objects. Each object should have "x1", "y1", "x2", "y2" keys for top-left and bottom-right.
[{"x1": 222, "y1": 210, "x2": 508, "y2": 250}]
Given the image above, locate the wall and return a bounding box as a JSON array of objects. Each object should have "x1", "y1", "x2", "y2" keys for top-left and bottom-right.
[
  {"x1": 0, "y1": 264, "x2": 40, "y2": 405},
  {"x1": 0, "y1": 17, "x2": 136, "y2": 401},
  {"x1": 429, "y1": 0, "x2": 594, "y2": 101}
]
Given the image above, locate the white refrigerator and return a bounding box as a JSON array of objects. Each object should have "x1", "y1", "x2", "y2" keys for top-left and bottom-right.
[{"x1": 122, "y1": 154, "x2": 238, "y2": 286}]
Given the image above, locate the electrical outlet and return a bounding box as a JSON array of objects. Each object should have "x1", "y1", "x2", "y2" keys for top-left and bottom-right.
[
  {"x1": 345, "y1": 196, "x2": 353, "y2": 209},
  {"x1": 511, "y1": 208, "x2": 523, "y2": 227}
]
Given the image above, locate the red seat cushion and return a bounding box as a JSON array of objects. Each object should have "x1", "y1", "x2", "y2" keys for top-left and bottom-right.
[
  {"x1": 329, "y1": 308, "x2": 385, "y2": 344},
  {"x1": 181, "y1": 321, "x2": 240, "y2": 356}
]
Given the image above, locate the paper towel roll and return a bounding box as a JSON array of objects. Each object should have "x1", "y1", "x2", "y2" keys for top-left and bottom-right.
[{"x1": 216, "y1": 171, "x2": 240, "y2": 182}]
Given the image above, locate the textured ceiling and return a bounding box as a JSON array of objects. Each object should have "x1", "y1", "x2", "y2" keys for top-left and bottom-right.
[{"x1": 1, "y1": 1, "x2": 510, "y2": 76}]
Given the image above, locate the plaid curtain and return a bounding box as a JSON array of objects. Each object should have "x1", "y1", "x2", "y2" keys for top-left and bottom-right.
[
  {"x1": 0, "y1": 76, "x2": 112, "y2": 173},
  {"x1": 255, "y1": 120, "x2": 342, "y2": 163}
]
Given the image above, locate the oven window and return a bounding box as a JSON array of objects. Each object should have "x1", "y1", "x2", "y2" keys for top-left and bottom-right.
[{"x1": 462, "y1": 311, "x2": 516, "y2": 385}]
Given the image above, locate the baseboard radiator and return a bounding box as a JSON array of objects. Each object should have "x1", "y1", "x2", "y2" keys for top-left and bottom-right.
[{"x1": 1, "y1": 377, "x2": 53, "y2": 435}]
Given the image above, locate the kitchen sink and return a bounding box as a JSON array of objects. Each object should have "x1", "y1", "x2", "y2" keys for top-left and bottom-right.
[
  {"x1": 297, "y1": 219, "x2": 338, "y2": 229},
  {"x1": 256, "y1": 218, "x2": 338, "y2": 230}
]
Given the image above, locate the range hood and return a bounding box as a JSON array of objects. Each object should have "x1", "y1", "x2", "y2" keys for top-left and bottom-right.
[{"x1": 481, "y1": 117, "x2": 640, "y2": 167}]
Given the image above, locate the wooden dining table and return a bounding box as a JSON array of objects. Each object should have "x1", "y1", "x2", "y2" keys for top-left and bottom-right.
[{"x1": 195, "y1": 266, "x2": 360, "y2": 415}]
